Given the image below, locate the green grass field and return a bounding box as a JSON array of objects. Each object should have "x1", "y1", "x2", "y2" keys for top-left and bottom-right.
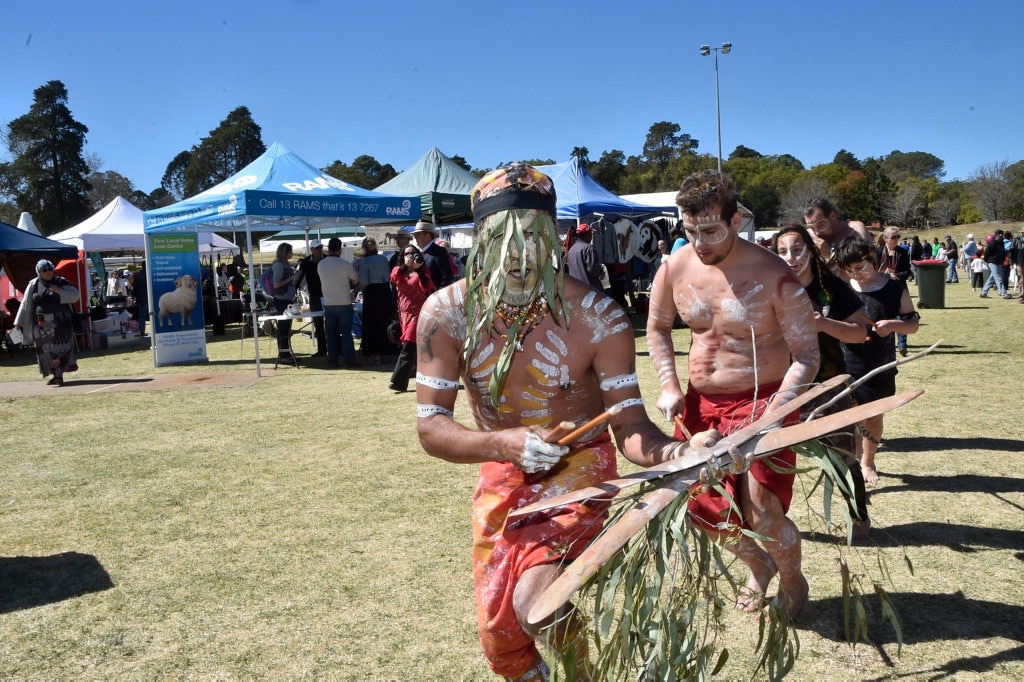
[{"x1": 1, "y1": 276, "x2": 1022, "y2": 680}]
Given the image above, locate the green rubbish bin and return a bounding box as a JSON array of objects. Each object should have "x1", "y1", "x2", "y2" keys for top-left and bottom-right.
[{"x1": 913, "y1": 259, "x2": 946, "y2": 308}]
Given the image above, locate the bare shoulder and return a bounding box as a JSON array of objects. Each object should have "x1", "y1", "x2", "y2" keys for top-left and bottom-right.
[
  {"x1": 419, "y1": 281, "x2": 468, "y2": 344},
  {"x1": 732, "y1": 239, "x2": 791, "y2": 279}
]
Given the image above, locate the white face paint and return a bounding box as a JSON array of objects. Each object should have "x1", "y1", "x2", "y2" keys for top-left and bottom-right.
[
  {"x1": 501, "y1": 211, "x2": 541, "y2": 305},
  {"x1": 775, "y1": 233, "x2": 811, "y2": 281},
  {"x1": 844, "y1": 259, "x2": 876, "y2": 284}
]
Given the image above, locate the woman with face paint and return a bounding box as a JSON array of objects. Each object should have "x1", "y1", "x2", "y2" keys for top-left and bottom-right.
[
  {"x1": 833, "y1": 238, "x2": 920, "y2": 486},
  {"x1": 772, "y1": 224, "x2": 871, "y2": 539}
]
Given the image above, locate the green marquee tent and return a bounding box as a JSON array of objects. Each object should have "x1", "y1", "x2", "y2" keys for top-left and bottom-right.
[{"x1": 375, "y1": 147, "x2": 480, "y2": 224}]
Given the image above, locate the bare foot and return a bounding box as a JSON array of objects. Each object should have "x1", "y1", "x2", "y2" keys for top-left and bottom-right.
[
  {"x1": 737, "y1": 558, "x2": 777, "y2": 613},
  {"x1": 861, "y1": 462, "x2": 879, "y2": 484},
  {"x1": 774, "y1": 573, "x2": 809, "y2": 621}
]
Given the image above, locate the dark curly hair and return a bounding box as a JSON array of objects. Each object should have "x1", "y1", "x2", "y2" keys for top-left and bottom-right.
[{"x1": 675, "y1": 170, "x2": 738, "y2": 222}]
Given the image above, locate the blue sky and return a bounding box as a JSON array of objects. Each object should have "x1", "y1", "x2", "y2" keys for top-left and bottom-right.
[{"x1": 4, "y1": 1, "x2": 1020, "y2": 194}]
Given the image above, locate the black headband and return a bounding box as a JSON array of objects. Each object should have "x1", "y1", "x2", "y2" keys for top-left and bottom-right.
[{"x1": 473, "y1": 191, "x2": 557, "y2": 224}]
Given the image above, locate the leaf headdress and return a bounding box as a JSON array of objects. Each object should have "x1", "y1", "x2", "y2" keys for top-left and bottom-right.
[{"x1": 463, "y1": 164, "x2": 569, "y2": 407}]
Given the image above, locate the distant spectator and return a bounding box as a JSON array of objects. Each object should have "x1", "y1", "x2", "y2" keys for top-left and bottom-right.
[
  {"x1": 14, "y1": 260, "x2": 80, "y2": 386},
  {"x1": 565, "y1": 223, "x2": 604, "y2": 291},
  {"x1": 970, "y1": 251, "x2": 988, "y2": 291},
  {"x1": 319, "y1": 237, "x2": 360, "y2": 369},
  {"x1": 411, "y1": 221, "x2": 454, "y2": 290},
  {"x1": 980, "y1": 229, "x2": 1011, "y2": 299},
  {"x1": 943, "y1": 235, "x2": 959, "y2": 283},
  {"x1": 388, "y1": 244, "x2": 434, "y2": 392},
  {"x1": 354, "y1": 236, "x2": 397, "y2": 365}
]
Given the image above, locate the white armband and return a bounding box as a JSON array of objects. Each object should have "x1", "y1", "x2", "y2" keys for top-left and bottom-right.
[
  {"x1": 600, "y1": 373, "x2": 639, "y2": 391},
  {"x1": 417, "y1": 404, "x2": 454, "y2": 419},
  {"x1": 416, "y1": 373, "x2": 460, "y2": 390},
  {"x1": 610, "y1": 397, "x2": 644, "y2": 412}
]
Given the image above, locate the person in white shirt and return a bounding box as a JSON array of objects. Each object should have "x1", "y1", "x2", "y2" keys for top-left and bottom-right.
[{"x1": 317, "y1": 237, "x2": 360, "y2": 369}]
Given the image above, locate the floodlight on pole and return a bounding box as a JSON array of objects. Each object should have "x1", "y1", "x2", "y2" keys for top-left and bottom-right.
[{"x1": 700, "y1": 42, "x2": 732, "y2": 173}]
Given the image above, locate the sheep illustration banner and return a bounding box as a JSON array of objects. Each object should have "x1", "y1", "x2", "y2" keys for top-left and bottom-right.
[{"x1": 148, "y1": 233, "x2": 207, "y2": 366}]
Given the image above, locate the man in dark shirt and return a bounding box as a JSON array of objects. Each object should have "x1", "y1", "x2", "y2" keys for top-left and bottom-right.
[
  {"x1": 411, "y1": 221, "x2": 454, "y2": 290},
  {"x1": 297, "y1": 239, "x2": 328, "y2": 355},
  {"x1": 980, "y1": 230, "x2": 1010, "y2": 299},
  {"x1": 565, "y1": 223, "x2": 604, "y2": 291}
]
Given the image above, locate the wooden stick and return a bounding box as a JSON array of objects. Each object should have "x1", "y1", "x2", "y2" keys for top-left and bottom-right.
[
  {"x1": 555, "y1": 405, "x2": 623, "y2": 446},
  {"x1": 805, "y1": 339, "x2": 942, "y2": 421},
  {"x1": 544, "y1": 421, "x2": 576, "y2": 444},
  {"x1": 673, "y1": 415, "x2": 692, "y2": 440},
  {"x1": 857, "y1": 311, "x2": 879, "y2": 330}
]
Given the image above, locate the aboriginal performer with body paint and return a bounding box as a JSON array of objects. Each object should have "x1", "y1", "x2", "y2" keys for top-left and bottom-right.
[
  {"x1": 646, "y1": 170, "x2": 821, "y2": 620},
  {"x1": 415, "y1": 164, "x2": 684, "y2": 682}
]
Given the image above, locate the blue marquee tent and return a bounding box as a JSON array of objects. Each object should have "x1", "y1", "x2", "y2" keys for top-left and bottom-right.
[
  {"x1": 143, "y1": 142, "x2": 419, "y2": 234},
  {"x1": 142, "y1": 142, "x2": 420, "y2": 373},
  {"x1": 535, "y1": 158, "x2": 676, "y2": 221},
  {"x1": 0, "y1": 219, "x2": 79, "y2": 291}
]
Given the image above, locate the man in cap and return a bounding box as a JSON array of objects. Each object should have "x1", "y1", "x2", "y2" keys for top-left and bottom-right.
[
  {"x1": 649, "y1": 169, "x2": 820, "y2": 620},
  {"x1": 961, "y1": 232, "x2": 978, "y2": 274},
  {"x1": 297, "y1": 239, "x2": 327, "y2": 355},
  {"x1": 415, "y1": 163, "x2": 683, "y2": 680},
  {"x1": 411, "y1": 220, "x2": 454, "y2": 289},
  {"x1": 565, "y1": 223, "x2": 605, "y2": 292}
]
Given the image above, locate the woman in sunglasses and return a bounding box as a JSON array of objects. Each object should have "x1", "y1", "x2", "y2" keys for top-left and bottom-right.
[{"x1": 14, "y1": 259, "x2": 80, "y2": 386}]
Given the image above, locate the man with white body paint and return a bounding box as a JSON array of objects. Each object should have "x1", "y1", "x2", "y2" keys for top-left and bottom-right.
[
  {"x1": 415, "y1": 164, "x2": 682, "y2": 681},
  {"x1": 647, "y1": 170, "x2": 820, "y2": 620}
]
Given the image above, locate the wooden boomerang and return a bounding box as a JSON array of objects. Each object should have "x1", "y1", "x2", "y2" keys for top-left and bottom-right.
[
  {"x1": 526, "y1": 388, "x2": 923, "y2": 625},
  {"x1": 509, "y1": 373, "x2": 851, "y2": 519}
]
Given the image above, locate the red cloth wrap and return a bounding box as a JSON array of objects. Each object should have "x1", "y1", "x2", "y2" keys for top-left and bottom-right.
[
  {"x1": 471, "y1": 433, "x2": 615, "y2": 677},
  {"x1": 676, "y1": 381, "x2": 798, "y2": 532}
]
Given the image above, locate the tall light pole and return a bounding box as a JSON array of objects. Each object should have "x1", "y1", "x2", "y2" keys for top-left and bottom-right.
[{"x1": 700, "y1": 42, "x2": 731, "y2": 173}]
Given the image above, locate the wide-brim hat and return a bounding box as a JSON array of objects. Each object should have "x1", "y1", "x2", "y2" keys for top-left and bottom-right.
[{"x1": 411, "y1": 220, "x2": 437, "y2": 235}]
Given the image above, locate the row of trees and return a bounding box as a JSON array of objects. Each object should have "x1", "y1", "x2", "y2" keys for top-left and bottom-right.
[{"x1": 3, "y1": 80, "x2": 1024, "y2": 236}]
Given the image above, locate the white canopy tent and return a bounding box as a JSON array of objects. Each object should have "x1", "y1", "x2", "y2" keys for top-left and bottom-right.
[
  {"x1": 17, "y1": 212, "x2": 43, "y2": 236},
  {"x1": 51, "y1": 196, "x2": 238, "y2": 255}
]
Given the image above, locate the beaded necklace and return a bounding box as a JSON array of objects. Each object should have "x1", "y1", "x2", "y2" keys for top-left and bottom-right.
[{"x1": 494, "y1": 297, "x2": 549, "y2": 352}]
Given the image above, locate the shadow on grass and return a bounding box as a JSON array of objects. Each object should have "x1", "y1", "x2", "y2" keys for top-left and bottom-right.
[
  {"x1": 882, "y1": 436, "x2": 1024, "y2": 454},
  {"x1": 62, "y1": 377, "x2": 154, "y2": 387},
  {"x1": 0, "y1": 551, "x2": 113, "y2": 613},
  {"x1": 799, "y1": 591, "x2": 1024, "y2": 678},
  {"x1": 803, "y1": 521, "x2": 1024, "y2": 553}
]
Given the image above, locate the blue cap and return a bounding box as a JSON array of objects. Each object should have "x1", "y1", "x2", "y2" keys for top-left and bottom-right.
[{"x1": 35, "y1": 259, "x2": 54, "y2": 273}]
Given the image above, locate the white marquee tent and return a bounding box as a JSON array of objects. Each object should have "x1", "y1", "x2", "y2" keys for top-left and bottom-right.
[{"x1": 51, "y1": 196, "x2": 238, "y2": 255}]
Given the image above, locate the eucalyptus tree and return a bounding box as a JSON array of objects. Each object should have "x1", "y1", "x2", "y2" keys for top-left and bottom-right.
[
  {"x1": 323, "y1": 155, "x2": 397, "y2": 189},
  {"x1": 87, "y1": 170, "x2": 135, "y2": 210},
  {"x1": 969, "y1": 160, "x2": 1012, "y2": 220},
  {"x1": 182, "y1": 106, "x2": 266, "y2": 197}
]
